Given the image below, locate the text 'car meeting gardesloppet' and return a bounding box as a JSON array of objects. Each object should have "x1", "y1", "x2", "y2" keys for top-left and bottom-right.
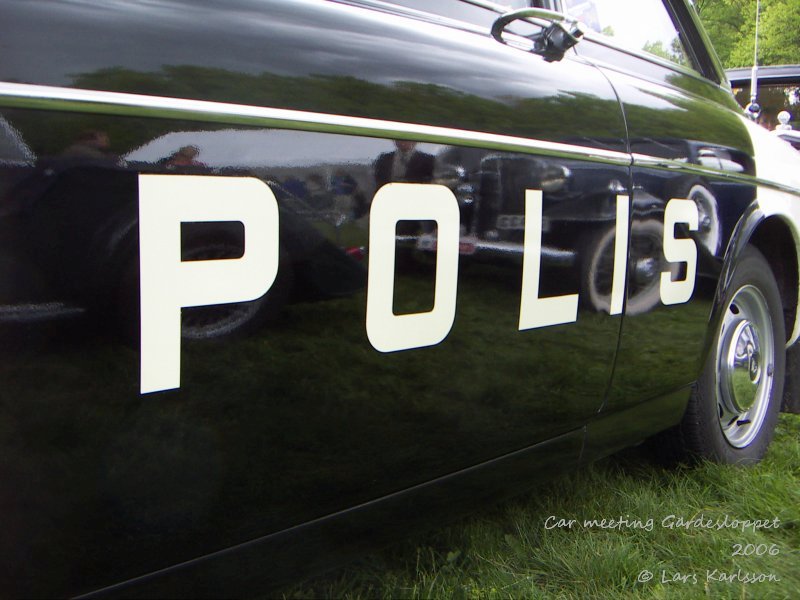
[{"x1": 1, "y1": 0, "x2": 799, "y2": 596}]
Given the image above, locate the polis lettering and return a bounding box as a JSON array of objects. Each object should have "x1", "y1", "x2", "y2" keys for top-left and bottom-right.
[{"x1": 138, "y1": 177, "x2": 697, "y2": 393}]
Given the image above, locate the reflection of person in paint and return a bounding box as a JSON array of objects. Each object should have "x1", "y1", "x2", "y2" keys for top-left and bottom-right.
[
  {"x1": 164, "y1": 145, "x2": 205, "y2": 169},
  {"x1": 61, "y1": 130, "x2": 117, "y2": 163},
  {"x1": 374, "y1": 141, "x2": 436, "y2": 235},
  {"x1": 374, "y1": 140, "x2": 435, "y2": 188}
]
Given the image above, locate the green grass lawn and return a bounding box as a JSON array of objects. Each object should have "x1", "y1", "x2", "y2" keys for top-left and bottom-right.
[{"x1": 283, "y1": 413, "x2": 800, "y2": 599}]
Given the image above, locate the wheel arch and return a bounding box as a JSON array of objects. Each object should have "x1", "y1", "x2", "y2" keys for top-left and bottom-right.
[
  {"x1": 711, "y1": 193, "x2": 800, "y2": 413},
  {"x1": 748, "y1": 217, "x2": 799, "y2": 347}
]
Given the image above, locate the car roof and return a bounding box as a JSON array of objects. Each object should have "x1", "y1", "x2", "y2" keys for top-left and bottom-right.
[
  {"x1": 726, "y1": 64, "x2": 800, "y2": 88},
  {"x1": 777, "y1": 129, "x2": 800, "y2": 141}
]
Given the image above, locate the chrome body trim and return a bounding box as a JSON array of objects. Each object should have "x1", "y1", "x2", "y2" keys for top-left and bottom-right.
[
  {"x1": 0, "y1": 82, "x2": 631, "y2": 166},
  {"x1": 3, "y1": 82, "x2": 798, "y2": 195},
  {"x1": 632, "y1": 153, "x2": 800, "y2": 196}
]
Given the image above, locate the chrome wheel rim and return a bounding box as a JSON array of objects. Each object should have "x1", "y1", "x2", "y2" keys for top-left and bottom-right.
[{"x1": 716, "y1": 285, "x2": 774, "y2": 448}]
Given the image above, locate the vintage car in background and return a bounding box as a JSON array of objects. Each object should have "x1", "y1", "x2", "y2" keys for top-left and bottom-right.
[
  {"x1": 2, "y1": 0, "x2": 800, "y2": 597},
  {"x1": 776, "y1": 127, "x2": 800, "y2": 151},
  {"x1": 727, "y1": 63, "x2": 800, "y2": 149}
]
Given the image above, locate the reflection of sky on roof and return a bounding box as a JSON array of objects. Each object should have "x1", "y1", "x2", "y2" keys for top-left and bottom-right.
[
  {"x1": 624, "y1": 86, "x2": 682, "y2": 112},
  {"x1": 607, "y1": 70, "x2": 683, "y2": 112},
  {"x1": 125, "y1": 129, "x2": 444, "y2": 168},
  {"x1": 0, "y1": 0, "x2": 566, "y2": 101}
]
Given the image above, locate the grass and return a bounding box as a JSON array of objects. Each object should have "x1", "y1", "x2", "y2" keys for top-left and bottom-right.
[{"x1": 282, "y1": 413, "x2": 800, "y2": 600}]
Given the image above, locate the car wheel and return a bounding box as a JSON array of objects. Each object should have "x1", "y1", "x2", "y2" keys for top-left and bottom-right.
[{"x1": 657, "y1": 245, "x2": 785, "y2": 464}]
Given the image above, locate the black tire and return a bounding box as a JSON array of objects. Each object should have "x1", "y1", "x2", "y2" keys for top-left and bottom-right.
[{"x1": 655, "y1": 245, "x2": 785, "y2": 464}]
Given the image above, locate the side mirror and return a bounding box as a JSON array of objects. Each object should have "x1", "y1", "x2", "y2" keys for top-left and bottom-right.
[{"x1": 491, "y1": 8, "x2": 583, "y2": 63}]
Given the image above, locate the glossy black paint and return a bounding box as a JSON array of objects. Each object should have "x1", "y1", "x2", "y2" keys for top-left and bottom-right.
[
  {"x1": 0, "y1": 0, "x2": 628, "y2": 151},
  {"x1": 0, "y1": 0, "x2": 783, "y2": 596},
  {"x1": 579, "y1": 38, "x2": 758, "y2": 411},
  {"x1": 88, "y1": 430, "x2": 584, "y2": 598}
]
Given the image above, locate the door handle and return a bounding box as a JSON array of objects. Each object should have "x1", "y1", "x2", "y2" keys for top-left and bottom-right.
[{"x1": 491, "y1": 8, "x2": 583, "y2": 62}]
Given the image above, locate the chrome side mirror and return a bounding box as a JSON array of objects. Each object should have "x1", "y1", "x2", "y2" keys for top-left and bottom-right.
[{"x1": 491, "y1": 8, "x2": 583, "y2": 62}]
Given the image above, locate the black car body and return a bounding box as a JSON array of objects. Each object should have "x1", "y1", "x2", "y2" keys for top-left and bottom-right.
[{"x1": 1, "y1": 1, "x2": 800, "y2": 596}]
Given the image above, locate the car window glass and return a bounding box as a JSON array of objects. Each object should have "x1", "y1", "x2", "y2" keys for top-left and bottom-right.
[{"x1": 562, "y1": 0, "x2": 693, "y2": 69}]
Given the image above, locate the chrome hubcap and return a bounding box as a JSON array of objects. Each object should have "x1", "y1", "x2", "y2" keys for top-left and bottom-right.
[
  {"x1": 725, "y1": 320, "x2": 760, "y2": 411},
  {"x1": 716, "y1": 285, "x2": 774, "y2": 448}
]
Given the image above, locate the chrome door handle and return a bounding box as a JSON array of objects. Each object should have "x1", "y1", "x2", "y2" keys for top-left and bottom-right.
[{"x1": 491, "y1": 8, "x2": 583, "y2": 62}]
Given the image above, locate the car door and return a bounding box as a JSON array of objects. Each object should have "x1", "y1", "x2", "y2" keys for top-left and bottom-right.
[
  {"x1": 554, "y1": 0, "x2": 766, "y2": 446},
  {"x1": 0, "y1": 0, "x2": 628, "y2": 595}
]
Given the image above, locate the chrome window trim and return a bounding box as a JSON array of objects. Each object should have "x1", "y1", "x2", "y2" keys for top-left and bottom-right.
[
  {"x1": 0, "y1": 82, "x2": 631, "y2": 166},
  {"x1": 1, "y1": 82, "x2": 795, "y2": 195},
  {"x1": 675, "y1": 0, "x2": 728, "y2": 84}
]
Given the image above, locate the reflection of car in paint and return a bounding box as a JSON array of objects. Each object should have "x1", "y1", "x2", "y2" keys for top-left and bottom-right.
[
  {"x1": 418, "y1": 141, "x2": 743, "y2": 314},
  {"x1": 1, "y1": 156, "x2": 366, "y2": 339},
  {"x1": 3, "y1": 1, "x2": 800, "y2": 597}
]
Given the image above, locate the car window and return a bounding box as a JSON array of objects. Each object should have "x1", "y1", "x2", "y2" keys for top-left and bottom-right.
[{"x1": 561, "y1": 0, "x2": 694, "y2": 69}]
